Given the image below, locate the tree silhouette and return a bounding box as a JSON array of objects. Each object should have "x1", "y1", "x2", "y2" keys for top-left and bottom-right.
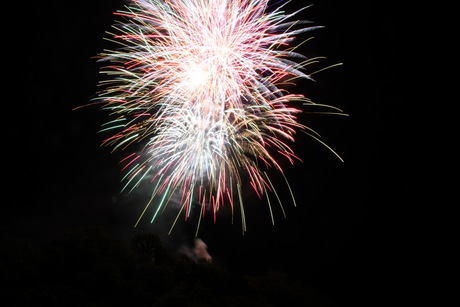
[
  {"x1": 0, "y1": 227, "x2": 336, "y2": 306},
  {"x1": 131, "y1": 233, "x2": 170, "y2": 264}
]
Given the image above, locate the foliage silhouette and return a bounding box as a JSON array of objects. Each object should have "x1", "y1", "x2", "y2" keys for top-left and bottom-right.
[{"x1": 0, "y1": 227, "x2": 335, "y2": 306}]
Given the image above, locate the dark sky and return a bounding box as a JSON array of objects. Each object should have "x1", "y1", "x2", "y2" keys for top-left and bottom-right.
[{"x1": 5, "y1": 0, "x2": 411, "y2": 306}]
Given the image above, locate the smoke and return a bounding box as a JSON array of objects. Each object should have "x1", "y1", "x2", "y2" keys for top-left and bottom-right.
[
  {"x1": 110, "y1": 167, "x2": 214, "y2": 263},
  {"x1": 192, "y1": 238, "x2": 212, "y2": 262},
  {"x1": 178, "y1": 238, "x2": 212, "y2": 263}
]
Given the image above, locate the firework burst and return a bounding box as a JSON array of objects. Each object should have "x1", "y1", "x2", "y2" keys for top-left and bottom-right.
[{"x1": 95, "y1": 0, "x2": 343, "y2": 233}]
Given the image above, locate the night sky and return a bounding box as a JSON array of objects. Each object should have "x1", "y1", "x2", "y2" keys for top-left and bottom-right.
[{"x1": 4, "y1": 0, "x2": 412, "y2": 306}]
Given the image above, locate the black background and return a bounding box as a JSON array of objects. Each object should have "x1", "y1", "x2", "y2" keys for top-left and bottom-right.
[{"x1": 4, "y1": 0, "x2": 412, "y2": 306}]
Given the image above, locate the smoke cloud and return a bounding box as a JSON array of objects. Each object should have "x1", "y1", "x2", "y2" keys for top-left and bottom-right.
[
  {"x1": 192, "y1": 238, "x2": 212, "y2": 262},
  {"x1": 178, "y1": 238, "x2": 212, "y2": 263}
]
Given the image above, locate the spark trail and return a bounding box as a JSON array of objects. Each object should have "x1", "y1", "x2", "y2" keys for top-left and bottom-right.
[{"x1": 95, "y1": 0, "x2": 343, "y2": 233}]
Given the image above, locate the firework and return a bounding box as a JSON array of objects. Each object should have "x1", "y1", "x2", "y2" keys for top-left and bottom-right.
[{"x1": 95, "y1": 0, "x2": 342, "y2": 233}]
